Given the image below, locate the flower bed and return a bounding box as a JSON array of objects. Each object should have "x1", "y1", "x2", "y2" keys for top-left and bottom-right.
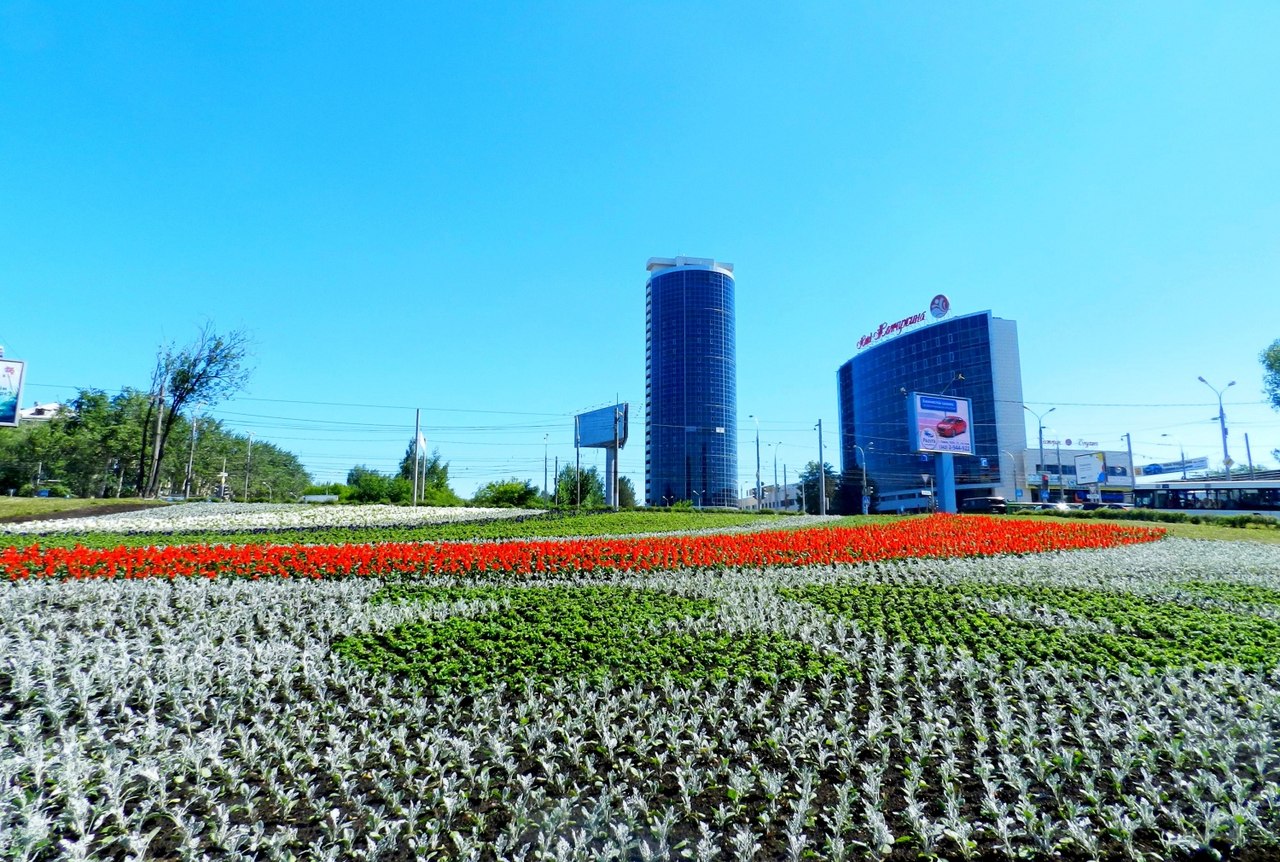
[
  {"x1": 3, "y1": 515, "x2": 1163, "y2": 580},
  {"x1": 0, "y1": 501, "x2": 541, "y2": 535},
  {"x1": 4, "y1": 536, "x2": 1280, "y2": 861}
]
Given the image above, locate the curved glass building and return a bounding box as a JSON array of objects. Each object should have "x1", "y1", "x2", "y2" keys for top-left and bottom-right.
[
  {"x1": 837, "y1": 310, "x2": 1027, "y2": 512},
  {"x1": 645, "y1": 256, "x2": 737, "y2": 507}
]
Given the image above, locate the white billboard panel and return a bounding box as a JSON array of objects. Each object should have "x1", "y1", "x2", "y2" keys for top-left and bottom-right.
[
  {"x1": 1074, "y1": 452, "x2": 1107, "y2": 485},
  {"x1": 0, "y1": 359, "x2": 26, "y2": 427},
  {"x1": 907, "y1": 393, "x2": 974, "y2": 455},
  {"x1": 575, "y1": 403, "x2": 628, "y2": 449}
]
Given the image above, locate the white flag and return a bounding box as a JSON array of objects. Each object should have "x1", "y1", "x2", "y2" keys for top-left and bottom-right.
[{"x1": 417, "y1": 432, "x2": 428, "y2": 457}]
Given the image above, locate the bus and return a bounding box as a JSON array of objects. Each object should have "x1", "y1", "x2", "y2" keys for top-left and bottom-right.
[{"x1": 1132, "y1": 480, "x2": 1280, "y2": 515}]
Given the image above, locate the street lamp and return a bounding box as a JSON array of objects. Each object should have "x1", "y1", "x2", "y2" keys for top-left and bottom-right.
[
  {"x1": 261, "y1": 483, "x2": 272, "y2": 503},
  {"x1": 1161, "y1": 433, "x2": 1188, "y2": 480},
  {"x1": 850, "y1": 444, "x2": 869, "y2": 515},
  {"x1": 749, "y1": 415, "x2": 762, "y2": 509},
  {"x1": 1001, "y1": 449, "x2": 1021, "y2": 500},
  {"x1": 1023, "y1": 405, "x2": 1056, "y2": 501},
  {"x1": 693, "y1": 490, "x2": 703, "y2": 510},
  {"x1": 1198, "y1": 376, "x2": 1235, "y2": 479}
]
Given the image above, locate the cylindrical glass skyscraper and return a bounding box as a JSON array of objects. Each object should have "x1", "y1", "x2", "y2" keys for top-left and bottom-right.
[{"x1": 645, "y1": 256, "x2": 737, "y2": 507}]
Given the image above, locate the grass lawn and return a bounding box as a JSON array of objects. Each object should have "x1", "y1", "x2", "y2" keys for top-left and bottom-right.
[{"x1": 0, "y1": 496, "x2": 167, "y2": 522}]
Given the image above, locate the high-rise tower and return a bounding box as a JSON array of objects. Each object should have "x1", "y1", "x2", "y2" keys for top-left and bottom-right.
[{"x1": 645, "y1": 256, "x2": 737, "y2": 507}]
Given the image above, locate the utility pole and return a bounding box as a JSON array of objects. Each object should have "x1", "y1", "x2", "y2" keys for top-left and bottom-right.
[
  {"x1": 146, "y1": 379, "x2": 166, "y2": 497},
  {"x1": 750, "y1": 415, "x2": 761, "y2": 510},
  {"x1": 243, "y1": 432, "x2": 253, "y2": 502},
  {"x1": 184, "y1": 409, "x2": 200, "y2": 499},
  {"x1": 1024, "y1": 405, "x2": 1056, "y2": 502},
  {"x1": 574, "y1": 415, "x2": 581, "y2": 512},
  {"x1": 1122, "y1": 433, "x2": 1136, "y2": 501},
  {"x1": 544, "y1": 434, "x2": 549, "y2": 501}
]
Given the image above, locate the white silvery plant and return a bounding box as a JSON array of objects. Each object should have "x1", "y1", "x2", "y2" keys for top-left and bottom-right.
[{"x1": 1, "y1": 540, "x2": 1280, "y2": 858}]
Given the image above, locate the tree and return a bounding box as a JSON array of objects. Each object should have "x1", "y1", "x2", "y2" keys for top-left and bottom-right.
[
  {"x1": 139, "y1": 323, "x2": 251, "y2": 497},
  {"x1": 617, "y1": 475, "x2": 637, "y2": 508},
  {"x1": 396, "y1": 440, "x2": 462, "y2": 506},
  {"x1": 798, "y1": 461, "x2": 839, "y2": 515},
  {"x1": 1263, "y1": 339, "x2": 1280, "y2": 412},
  {"x1": 472, "y1": 478, "x2": 541, "y2": 508},
  {"x1": 556, "y1": 464, "x2": 604, "y2": 508}
]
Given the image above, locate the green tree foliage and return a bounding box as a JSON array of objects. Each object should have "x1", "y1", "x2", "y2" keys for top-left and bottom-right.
[
  {"x1": 1263, "y1": 339, "x2": 1280, "y2": 412},
  {"x1": 556, "y1": 464, "x2": 604, "y2": 508},
  {"x1": 139, "y1": 324, "x2": 252, "y2": 497},
  {"x1": 618, "y1": 475, "x2": 637, "y2": 508},
  {"x1": 396, "y1": 441, "x2": 463, "y2": 506},
  {"x1": 0, "y1": 388, "x2": 310, "y2": 499},
  {"x1": 471, "y1": 478, "x2": 541, "y2": 508},
  {"x1": 345, "y1": 465, "x2": 413, "y2": 504},
  {"x1": 797, "y1": 461, "x2": 840, "y2": 514}
]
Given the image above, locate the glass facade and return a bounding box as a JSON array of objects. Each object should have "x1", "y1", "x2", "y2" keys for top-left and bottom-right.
[
  {"x1": 838, "y1": 311, "x2": 1016, "y2": 510},
  {"x1": 645, "y1": 264, "x2": 737, "y2": 507}
]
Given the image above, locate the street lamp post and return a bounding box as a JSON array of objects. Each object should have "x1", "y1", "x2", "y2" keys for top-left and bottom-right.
[
  {"x1": 261, "y1": 483, "x2": 272, "y2": 503},
  {"x1": 1198, "y1": 376, "x2": 1235, "y2": 479},
  {"x1": 693, "y1": 490, "x2": 702, "y2": 510},
  {"x1": 852, "y1": 444, "x2": 868, "y2": 515},
  {"x1": 749, "y1": 415, "x2": 762, "y2": 510},
  {"x1": 1001, "y1": 449, "x2": 1021, "y2": 500},
  {"x1": 1161, "y1": 433, "x2": 1187, "y2": 480},
  {"x1": 1023, "y1": 405, "x2": 1056, "y2": 502}
]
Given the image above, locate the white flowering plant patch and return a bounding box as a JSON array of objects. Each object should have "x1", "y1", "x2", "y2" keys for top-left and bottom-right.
[
  {"x1": 3, "y1": 538, "x2": 1280, "y2": 860},
  {"x1": 0, "y1": 502, "x2": 542, "y2": 536}
]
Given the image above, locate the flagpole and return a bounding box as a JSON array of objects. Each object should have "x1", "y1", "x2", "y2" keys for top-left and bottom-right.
[{"x1": 413, "y1": 408, "x2": 421, "y2": 507}]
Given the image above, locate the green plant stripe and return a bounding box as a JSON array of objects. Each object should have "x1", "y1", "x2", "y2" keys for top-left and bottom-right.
[
  {"x1": 781, "y1": 582, "x2": 1280, "y2": 670},
  {"x1": 335, "y1": 586, "x2": 850, "y2": 690},
  {"x1": 1175, "y1": 581, "x2": 1280, "y2": 607}
]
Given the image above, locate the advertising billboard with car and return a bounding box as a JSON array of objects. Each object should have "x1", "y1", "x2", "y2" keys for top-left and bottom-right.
[{"x1": 907, "y1": 393, "x2": 974, "y2": 455}]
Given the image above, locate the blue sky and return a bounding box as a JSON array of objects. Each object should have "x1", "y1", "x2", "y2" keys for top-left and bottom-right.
[{"x1": 4, "y1": 2, "x2": 1278, "y2": 497}]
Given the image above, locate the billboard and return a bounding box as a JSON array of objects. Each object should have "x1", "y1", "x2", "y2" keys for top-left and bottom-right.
[
  {"x1": 1139, "y1": 457, "x2": 1209, "y2": 476},
  {"x1": 0, "y1": 359, "x2": 26, "y2": 427},
  {"x1": 1074, "y1": 452, "x2": 1107, "y2": 486},
  {"x1": 575, "y1": 403, "x2": 628, "y2": 449},
  {"x1": 907, "y1": 393, "x2": 974, "y2": 455}
]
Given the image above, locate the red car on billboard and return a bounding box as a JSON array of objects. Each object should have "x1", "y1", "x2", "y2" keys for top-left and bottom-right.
[{"x1": 936, "y1": 416, "x2": 967, "y2": 438}]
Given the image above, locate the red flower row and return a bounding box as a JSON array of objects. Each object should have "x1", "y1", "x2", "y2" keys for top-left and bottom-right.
[{"x1": 2, "y1": 515, "x2": 1164, "y2": 582}]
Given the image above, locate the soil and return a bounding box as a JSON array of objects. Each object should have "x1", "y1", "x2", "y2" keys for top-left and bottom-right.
[{"x1": 0, "y1": 502, "x2": 164, "y2": 524}]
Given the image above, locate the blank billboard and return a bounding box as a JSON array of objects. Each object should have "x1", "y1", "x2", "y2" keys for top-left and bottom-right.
[{"x1": 576, "y1": 403, "x2": 628, "y2": 449}]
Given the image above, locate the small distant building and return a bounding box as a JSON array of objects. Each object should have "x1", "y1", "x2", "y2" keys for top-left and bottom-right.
[{"x1": 19, "y1": 402, "x2": 66, "y2": 422}]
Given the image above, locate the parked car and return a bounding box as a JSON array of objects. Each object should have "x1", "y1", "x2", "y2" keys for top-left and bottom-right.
[
  {"x1": 1081, "y1": 501, "x2": 1132, "y2": 511},
  {"x1": 960, "y1": 496, "x2": 1007, "y2": 514},
  {"x1": 1034, "y1": 501, "x2": 1072, "y2": 512},
  {"x1": 936, "y1": 416, "x2": 967, "y2": 438}
]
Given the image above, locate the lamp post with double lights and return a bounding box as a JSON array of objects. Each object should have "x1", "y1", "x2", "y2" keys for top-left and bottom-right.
[
  {"x1": 1023, "y1": 405, "x2": 1056, "y2": 502},
  {"x1": 852, "y1": 443, "x2": 868, "y2": 515},
  {"x1": 1198, "y1": 376, "x2": 1235, "y2": 479}
]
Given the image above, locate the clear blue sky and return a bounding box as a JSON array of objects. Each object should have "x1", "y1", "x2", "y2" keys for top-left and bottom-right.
[{"x1": 4, "y1": 2, "x2": 1277, "y2": 497}]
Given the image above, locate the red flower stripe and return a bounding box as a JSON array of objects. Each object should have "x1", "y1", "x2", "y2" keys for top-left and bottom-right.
[{"x1": 1, "y1": 515, "x2": 1164, "y2": 582}]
